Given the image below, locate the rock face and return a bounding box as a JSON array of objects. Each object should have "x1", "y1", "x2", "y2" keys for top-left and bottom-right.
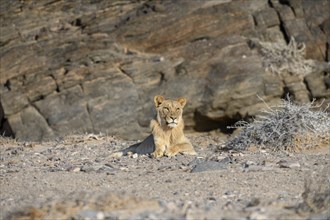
[{"x1": 0, "y1": 0, "x2": 329, "y2": 141}]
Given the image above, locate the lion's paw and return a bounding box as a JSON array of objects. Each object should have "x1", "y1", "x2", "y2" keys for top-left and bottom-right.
[
  {"x1": 151, "y1": 150, "x2": 164, "y2": 158},
  {"x1": 164, "y1": 149, "x2": 179, "y2": 157}
]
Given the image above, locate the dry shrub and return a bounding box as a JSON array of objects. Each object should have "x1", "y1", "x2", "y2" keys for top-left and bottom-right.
[
  {"x1": 254, "y1": 37, "x2": 317, "y2": 77},
  {"x1": 223, "y1": 97, "x2": 330, "y2": 152}
]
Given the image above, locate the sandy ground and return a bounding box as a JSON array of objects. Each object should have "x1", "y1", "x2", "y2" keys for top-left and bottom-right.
[{"x1": 0, "y1": 134, "x2": 329, "y2": 220}]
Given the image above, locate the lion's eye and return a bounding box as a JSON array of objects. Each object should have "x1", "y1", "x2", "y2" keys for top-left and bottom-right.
[
  {"x1": 163, "y1": 107, "x2": 169, "y2": 112},
  {"x1": 176, "y1": 108, "x2": 180, "y2": 111}
]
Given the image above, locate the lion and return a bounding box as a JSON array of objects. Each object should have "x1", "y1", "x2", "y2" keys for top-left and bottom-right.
[{"x1": 112, "y1": 95, "x2": 197, "y2": 158}]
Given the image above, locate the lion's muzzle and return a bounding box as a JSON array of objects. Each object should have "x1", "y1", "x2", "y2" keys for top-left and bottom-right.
[{"x1": 166, "y1": 117, "x2": 178, "y2": 128}]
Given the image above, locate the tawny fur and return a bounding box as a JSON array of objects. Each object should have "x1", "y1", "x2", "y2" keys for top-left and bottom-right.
[{"x1": 111, "y1": 96, "x2": 196, "y2": 158}]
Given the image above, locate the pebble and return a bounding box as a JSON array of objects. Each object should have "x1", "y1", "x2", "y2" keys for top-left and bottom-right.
[
  {"x1": 120, "y1": 167, "x2": 129, "y2": 171},
  {"x1": 1, "y1": 134, "x2": 327, "y2": 220},
  {"x1": 249, "y1": 211, "x2": 268, "y2": 220},
  {"x1": 246, "y1": 198, "x2": 260, "y2": 207},
  {"x1": 188, "y1": 157, "x2": 232, "y2": 173},
  {"x1": 72, "y1": 167, "x2": 81, "y2": 172},
  {"x1": 81, "y1": 165, "x2": 96, "y2": 173},
  {"x1": 76, "y1": 210, "x2": 105, "y2": 220},
  {"x1": 277, "y1": 160, "x2": 300, "y2": 168},
  {"x1": 191, "y1": 160, "x2": 228, "y2": 173},
  {"x1": 158, "y1": 165, "x2": 174, "y2": 171},
  {"x1": 242, "y1": 160, "x2": 255, "y2": 168}
]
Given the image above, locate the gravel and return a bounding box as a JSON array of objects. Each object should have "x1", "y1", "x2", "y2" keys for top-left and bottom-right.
[{"x1": 0, "y1": 133, "x2": 329, "y2": 219}]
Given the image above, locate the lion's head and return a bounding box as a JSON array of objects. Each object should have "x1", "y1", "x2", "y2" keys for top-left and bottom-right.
[{"x1": 154, "y1": 95, "x2": 187, "y2": 128}]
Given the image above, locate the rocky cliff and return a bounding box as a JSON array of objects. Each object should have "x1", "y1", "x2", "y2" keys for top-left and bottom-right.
[{"x1": 0, "y1": 0, "x2": 329, "y2": 141}]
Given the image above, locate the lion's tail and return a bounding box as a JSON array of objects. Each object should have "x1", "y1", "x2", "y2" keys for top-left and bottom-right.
[{"x1": 110, "y1": 135, "x2": 155, "y2": 158}]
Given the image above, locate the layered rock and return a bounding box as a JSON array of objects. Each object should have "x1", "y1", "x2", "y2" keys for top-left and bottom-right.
[{"x1": 0, "y1": 0, "x2": 329, "y2": 141}]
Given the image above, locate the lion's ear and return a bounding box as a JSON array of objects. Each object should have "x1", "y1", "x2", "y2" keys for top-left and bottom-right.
[
  {"x1": 177, "y1": 97, "x2": 187, "y2": 107},
  {"x1": 154, "y1": 95, "x2": 165, "y2": 107}
]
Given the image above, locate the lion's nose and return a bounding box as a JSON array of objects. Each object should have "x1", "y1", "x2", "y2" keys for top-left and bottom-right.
[{"x1": 170, "y1": 116, "x2": 175, "y2": 121}]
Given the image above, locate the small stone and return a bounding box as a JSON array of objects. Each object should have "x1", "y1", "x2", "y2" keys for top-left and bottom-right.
[
  {"x1": 81, "y1": 165, "x2": 95, "y2": 173},
  {"x1": 277, "y1": 160, "x2": 300, "y2": 168},
  {"x1": 218, "y1": 156, "x2": 232, "y2": 164},
  {"x1": 231, "y1": 152, "x2": 244, "y2": 157},
  {"x1": 76, "y1": 210, "x2": 105, "y2": 220},
  {"x1": 246, "y1": 197, "x2": 260, "y2": 207},
  {"x1": 73, "y1": 167, "x2": 81, "y2": 172},
  {"x1": 95, "y1": 158, "x2": 102, "y2": 163},
  {"x1": 120, "y1": 167, "x2": 129, "y2": 171},
  {"x1": 179, "y1": 165, "x2": 190, "y2": 172},
  {"x1": 242, "y1": 160, "x2": 255, "y2": 168},
  {"x1": 132, "y1": 153, "x2": 138, "y2": 159},
  {"x1": 109, "y1": 151, "x2": 123, "y2": 158},
  {"x1": 191, "y1": 160, "x2": 228, "y2": 173},
  {"x1": 158, "y1": 165, "x2": 173, "y2": 171},
  {"x1": 207, "y1": 196, "x2": 216, "y2": 201},
  {"x1": 249, "y1": 211, "x2": 268, "y2": 220}
]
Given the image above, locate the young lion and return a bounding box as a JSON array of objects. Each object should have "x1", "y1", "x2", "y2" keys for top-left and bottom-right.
[{"x1": 112, "y1": 95, "x2": 197, "y2": 158}]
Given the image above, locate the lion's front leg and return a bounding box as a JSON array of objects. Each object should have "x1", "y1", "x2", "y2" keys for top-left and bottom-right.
[
  {"x1": 151, "y1": 138, "x2": 167, "y2": 158},
  {"x1": 164, "y1": 145, "x2": 180, "y2": 157},
  {"x1": 165, "y1": 142, "x2": 196, "y2": 157}
]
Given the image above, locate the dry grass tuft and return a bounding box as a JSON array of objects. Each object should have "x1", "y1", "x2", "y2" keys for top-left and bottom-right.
[
  {"x1": 251, "y1": 37, "x2": 330, "y2": 80},
  {"x1": 256, "y1": 37, "x2": 317, "y2": 77},
  {"x1": 223, "y1": 97, "x2": 330, "y2": 152}
]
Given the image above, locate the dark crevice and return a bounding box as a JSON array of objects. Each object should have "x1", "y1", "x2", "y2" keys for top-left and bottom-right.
[
  {"x1": 49, "y1": 74, "x2": 60, "y2": 93},
  {"x1": 43, "y1": 0, "x2": 61, "y2": 7},
  {"x1": 252, "y1": 15, "x2": 258, "y2": 27},
  {"x1": 117, "y1": 65, "x2": 134, "y2": 83},
  {"x1": 269, "y1": 0, "x2": 291, "y2": 44},
  {"x1": 281, "y1": 88, "x2": 293, "y2": 101},
  {"x1": 0, "y1": 102, "x2": 14, "y2": 138},
  {"x1": 274, "y1": 8, "x2": 291, "y2": 44},
  {"x1": 136, "y1": 2, "x2": 157, "y2": 16},
  {"x1": 0, "y1": 119, "x2": 14, "y2": 138},
  {"x1": 267, "y1": 0, "x2": 273, "y2": 7},
  {"x1": 318, "y1": 23, "x2": 326, "y2": 35},
  {"x1": 278, "y1": 0, "x2": 291, "y2": 7},
  {"x1": 194, "y1": 111, "x2": 241, "y2": 134},
  {"x1": 71, "y1": 18, "x2": 86, "y2": 30},
  {"x1": 326, "y1": 42, "x2": 329, "y2": 62},
  {"x1": 303, "y1": 78, "x2": 313, "y2": 101},
  {"x1": 279, "y1": 19, "x2": 290, "y2": 43},
  {"x1": 22, "y1": 75, "x2": 27, "y2": 86},
  {"x1": 158, "y1": 72, "x2": 166, "y2": 85},
  {"x1": 190, "y1": 36, "x2": 210, "y2": 43},
  {"x1": 4, "y1": 80, "x2": 11, "y2": 91},
  {"x1": 71, "y1": 18, "x2": 81, "y2": 27}
]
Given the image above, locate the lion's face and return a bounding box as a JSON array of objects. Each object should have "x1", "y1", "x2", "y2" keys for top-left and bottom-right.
[{"x1": 154, "y1": 95, "x2": 187, "y2": 128}]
